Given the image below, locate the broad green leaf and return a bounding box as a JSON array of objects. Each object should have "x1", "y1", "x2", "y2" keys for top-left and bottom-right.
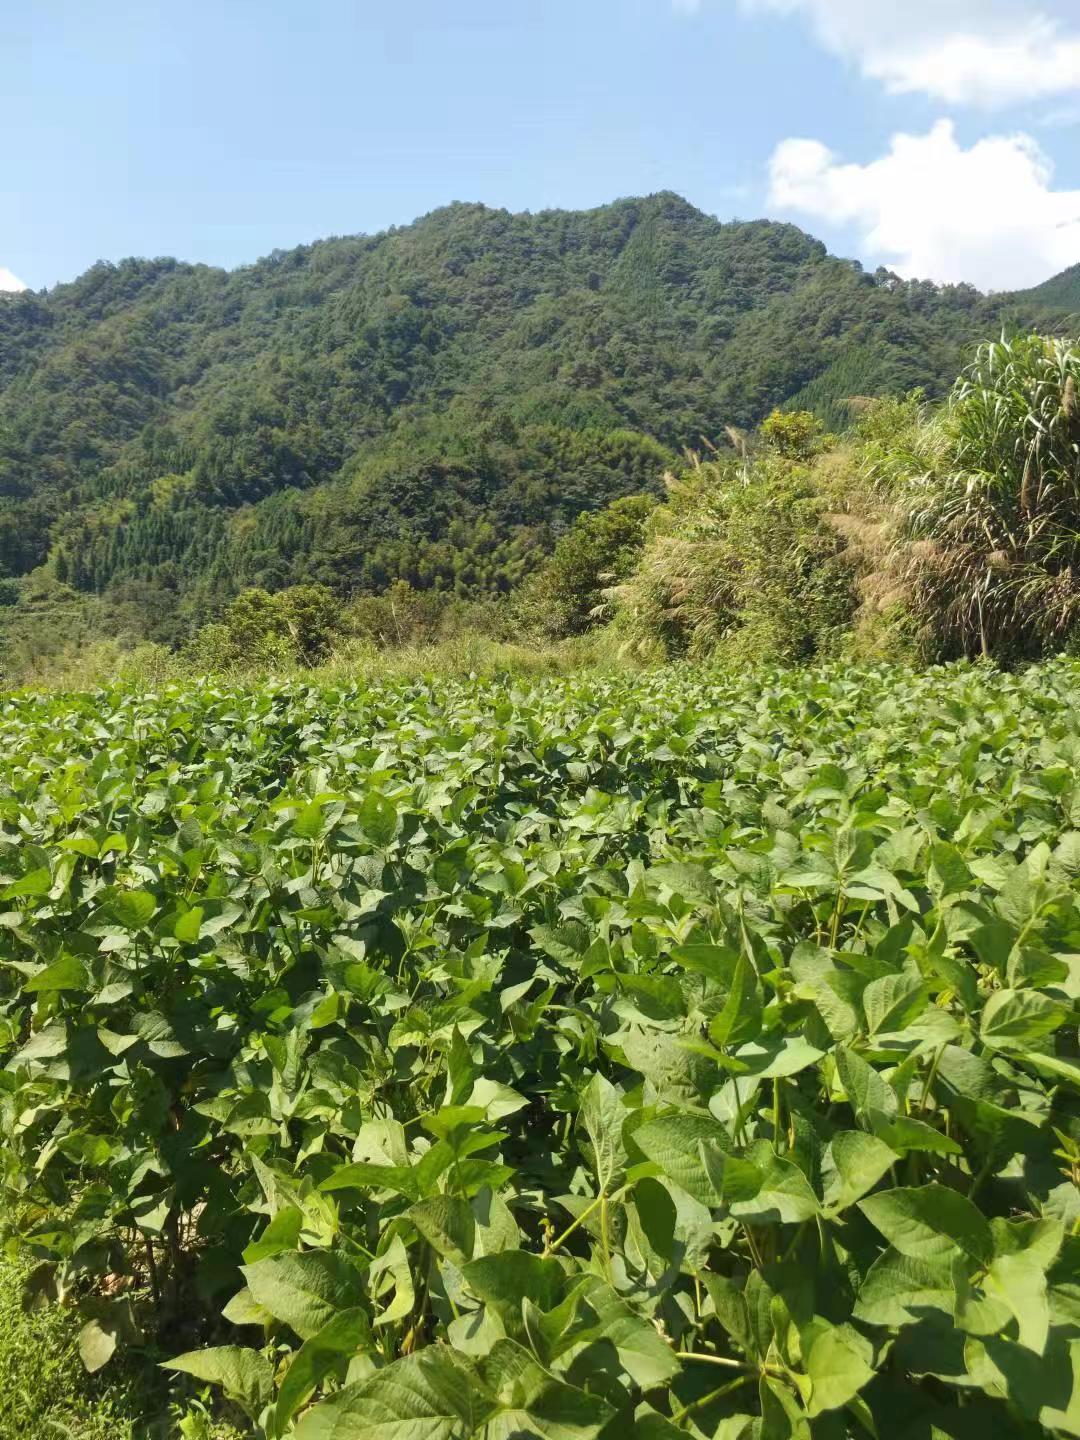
[
  {"x1": 575, "y1": 1073, "x2": 627, "y2": 1195},
  {"x1": 628, "y1": 1176, "x2": 677, "y2": 1275},
  {"x1": 980, "y1": 988, "x2": 1070, "y2": 1048},
  {"x1": 358, "y1": 792, "x2": 399, "y2": 847},
  {"x1": 369, "y1": 1235, "x2": 415, "y2": 1328},
  {"x1": 708, "y1": 956, "x2": 762, "y2": 1049},
  {"x1": 463, "y1": 1251, "x2": 566, "y2": 1326},
  {"x1": 243, "y1": 1205, "x2": 304, "y2": 1265},
  {"x1": 981, "y1": 1218, "x2": 1063, "y2": 1356},
  {"x1": 702, "y1": 1273, "x2": 756, "y2": 1357},
  {"x1": 530, "y1": 922, "x2": 591, "y2": 966},
  {"x1": 174, "y1": 905, "x2": 204, "y2": 942},
  {"x1": 6, "y1": 1021, "x2": 68, "y2": 1068},
  {"x1": 859, "y1": 1185, "x2": 992, "y2": 1263},
  {"x1": 853, "y1": 1248, "x2": 957, "y2": 1326},
  {"x1": 482, "y1": 1337, "x2": 615, "y2": 1439},
  {"x1": 871, "y1": 1114, "x2": 963, "y2": 1157},
  {"x1": 273, "y1": 1308, "x2": 371, "y2": 1437},
  {"x1": 293, "y1": 801, "x2": 327, "y2": 840},
  {"x1": 164, "y1": 1346, "x2": 274, "y2": 1418},
  {"x1": 929, "y1": 841, "x2": 972, "y2": 898},
  {"x1": 731, "y1": 1035, "x2": 825, "y2": 1079},
  {"x1": 110, "y1": 889, "x2": 157, "y2": 929},
  {"x1": 23, "y1": 955, "x2": 89, "y2": 993},
  {"x1": 293, "y1": 1348, "x2": 493, "y2": 1440},
  {"x1": 468, "y1": 1077, "x2": 528, "y2": 1121},
  {"x1": 648, "y1": 863, "x2": 716, "y2": 905},
  {"x1": 422, "y1": 1105, "x2": 487, "y2": 1142},
  {"x1": 863, "y1": 973, "x2": 930, "y2": 1035},
  {"x1": 408, "y1": 1195, "x2": 476, "y2": 1267},
  {"x1": 621, "y1": 1026, "x2": 714, "y2": 1103},
  {"x1": 1038, "y1": 1337, "x2": 1080, "y2": 1437},
  {"x1": 566, "y1": 1278, "x2": 681, "y2": 1387},
  {"x1": 221, "y1": 1287, "x2": 273, "y2": 1327},
  {"x1": 803, "y1": 1320, "x2": 875, "y2": 1416},
  {"x1": 760, "y1": 1372, "x2": 812, "y2": 1440},
  {"x1": 835, "y1": 1047, "x2": 898, "y2": 1119},
  {"x1": 632, "y1": 1113, "x2": 733, "y2": 1207},
  {"x1": 471, "y1": 1187, "x2": 521, "y2": 1257},
  {"x1": 703, "y1": 1141, "x2": 820, "y2": 1223},
  {"x1": 1019, "y1": 1050, "x2": 1080, "y2": 1086},
  {"x1": 619, "y1": 972, "x2": 687, "y2": 1022},
  {"x1": 669, "y1": 942, "x2": 740, "y2": 984},
  {"x1": 79, "y1": 1318, "x2": 118, "y2": 1374},
  {"x1": 631, "y1": 1408, "x2": 692, "y2": 1440},
  {"x1": 822, "y1": 1131, "x2": 897, "y2": 1212},
  {"x1": 521, "y1": 1290, "x2": 587, "y2": 1367},
  {"x1": 242, "y1": 1251, "x2": 365, "y2": 1340},
  {"x1": 964, "y1": 1333, "x2": 1080, "y2": 1434},
  {"x1": 2, "y1": 867, "x2": 51, "y2": 899},
  {"x1": 320, "y1": 1162, "x2": 423, "y2": 1200}
]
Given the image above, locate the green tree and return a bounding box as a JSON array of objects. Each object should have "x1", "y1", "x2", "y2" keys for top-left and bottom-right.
[
  {"x1": 760, "y1": 408, "x2": 826, "y2": 461},
  {"x1": 188, "y1": 584, "x2": 342, "y2": 671},
  {"x1": 515, "y1": 494, "x2": 658, "y2": 638}
]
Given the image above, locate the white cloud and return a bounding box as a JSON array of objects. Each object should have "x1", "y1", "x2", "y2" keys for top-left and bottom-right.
[
  {"x1": 0, "y1": 267, "x2": 25, "y2": 293},
  {"x1": 769, "y1": 120, "x2": 1080, "y2": 290},
  {"x1": 737, "y1": 1, "x2": 1080, "y2": 107}
]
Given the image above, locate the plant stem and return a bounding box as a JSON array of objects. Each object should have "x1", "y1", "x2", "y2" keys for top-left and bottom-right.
[
  {"x1": 741, "y1": 1222, "x2": 765, "y2": 1271},
  {"x1": 679, "y1": 1353, "x2": 751, "y2": 1371},
  {"x1": 145, "y1": 1238, "x2": 160, "y2": 1307},
  {"x1": 731, "y1": 1074, "x2": 748, "y2": 1147},
  {"x1": 773, "y1": 1077, "x2": 783, "y2": 1151},
  {"x1": 829, "y1": 890, "x2": 845, "y2": 948},
  {"x1": 543, "y1": 1192, "x2": 605, "y2": 1256},
  {"x1": 919, "y1": 1043, "x2": 946, "y2": 1116},
  {"x1": 600, "y1": 1195, "x2": 612, "y2": 1280},
  {"x1": 968, "y1": 1156, "x2": 993, "y2": 1200},
  {"x1": 781, "y1": 1221, "x2": 807, "y2": 1263},
  {"x1": 670, "y1": 1373, "x2": 756, "y2": 1426}
]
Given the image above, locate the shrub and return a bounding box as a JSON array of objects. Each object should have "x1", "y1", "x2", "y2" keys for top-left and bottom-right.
[
  {"x1": 759, "y1": 407, "x2": 827, "y2": 461},
  {"x1": 514, "y1": 494, "x2": 658, "y2": 638},
  {"x1": 343, "y1": 579, "x2": 503, "y2": 649},
  {"x1": 612, "y1": 453, "x2": 857, "y2": 662},
  {"x1": 187, "y1": 585, "x2": 342, "y2": 673}
]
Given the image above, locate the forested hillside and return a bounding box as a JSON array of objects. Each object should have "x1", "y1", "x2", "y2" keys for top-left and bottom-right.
[
  {"x1": 0, "y1": 192, "x2": 1068, "y2": 644},
  {"x1": 1015, "y1": 264, "x2": 1080, "y2": 316}
]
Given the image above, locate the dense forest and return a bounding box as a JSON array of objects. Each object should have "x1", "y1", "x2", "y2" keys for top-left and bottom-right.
[{"x1": 0, "y1": 191, "x2": 1073, "y2": 655}]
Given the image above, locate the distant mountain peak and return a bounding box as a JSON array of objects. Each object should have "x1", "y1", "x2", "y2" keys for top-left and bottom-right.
[{"x1": 1012, "y1": 261, "x2": 1080, "y2": 310}]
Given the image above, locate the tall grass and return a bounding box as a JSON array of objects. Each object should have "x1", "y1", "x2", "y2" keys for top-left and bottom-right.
[
  {"x1": 5, "y1": 629, "x2": 637, "y2": 694},
  {"x1": 893, "y1": 334, "x2": 1080, "y2": 660}
]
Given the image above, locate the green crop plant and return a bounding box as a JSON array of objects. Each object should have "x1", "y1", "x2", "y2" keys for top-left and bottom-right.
[{"x1": 1, "y1": 662, "x2": 1080, "y2": 1437}]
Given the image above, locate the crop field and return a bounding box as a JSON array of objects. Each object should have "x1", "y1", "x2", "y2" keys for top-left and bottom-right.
[{"x1": 3, "y1": 661, "x2": 1080, "y2": 1439}]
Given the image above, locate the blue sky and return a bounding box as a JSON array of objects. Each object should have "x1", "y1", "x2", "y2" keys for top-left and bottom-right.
[{"x1": 4, "y1": 0, "x2": 1080, "y2": 293}]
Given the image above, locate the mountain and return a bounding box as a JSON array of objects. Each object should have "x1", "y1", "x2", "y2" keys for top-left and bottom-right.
[
  {"x1": 1013, "y1": 264, "x2": 1080, "y2": 316},
  {"x1": 0, "y1": 192, "x2": 1060, "y2": 644}
]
